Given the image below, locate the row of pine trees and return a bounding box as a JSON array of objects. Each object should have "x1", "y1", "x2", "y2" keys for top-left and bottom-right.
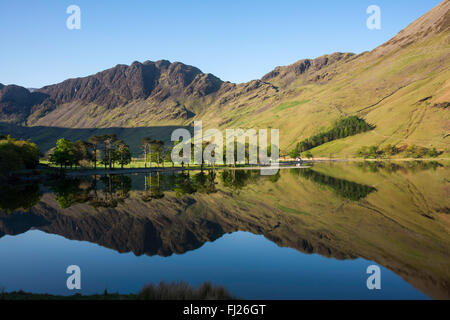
[
  {"x1": 292, "y1": 116, "x2": 374, "y2": 156},
  {"x1": 49, "y1": 135, "x2": 166, "y2": 169}
]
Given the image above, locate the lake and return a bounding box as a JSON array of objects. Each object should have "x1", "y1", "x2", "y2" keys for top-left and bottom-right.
[{"x1": 0, "y1": 161, "x2": 449, "y2": 299}]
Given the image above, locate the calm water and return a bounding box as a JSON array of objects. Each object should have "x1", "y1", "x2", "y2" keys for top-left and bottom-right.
[{"x1": 0, "y1": 161, "x2": 449, "y2": 299}]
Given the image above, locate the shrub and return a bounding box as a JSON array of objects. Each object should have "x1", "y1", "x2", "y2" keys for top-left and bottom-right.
[
  {"x1": 356, "y1": 145, "x2": 382, "y2": 159},
  {"x1": 356, "y1": 144, "x2": 442, "y2": 159},
  {"x1": 289, "y1": 149, "x2": 299, "y2": 159},
  {"x1": 304, "y1": 151, "x2": 313, "y2": 159},
  {"x1": 406, "y1": 145, "x2": 428, "y2": 158},
  {"x1": 426, "y1": 147, "x2": 440, "y2": 158},
  {"x1": 380, "y1": 144, "x2": 399, "y2": 157},
  {"x1": 0, "y1": 137, "x2": 40, "y2": 175},
  {"x1": 137, "y1": 281, "x2": 236, "y2": 300}
]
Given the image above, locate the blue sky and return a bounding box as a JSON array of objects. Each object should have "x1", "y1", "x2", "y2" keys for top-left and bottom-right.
[{"x1": 0, "y1": 0, "x2": 441, "y2": 88}]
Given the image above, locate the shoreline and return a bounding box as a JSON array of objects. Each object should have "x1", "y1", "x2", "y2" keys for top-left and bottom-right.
[
  {"x1": 1, "y1": 158, "x2": 447, "y2": 181},
  {"x1": 54, "y1": 158, "x2": 449, "y2": 176},
  {"x1": 281, "y1": 157, "x2": 450, "y2": 162},
  {"x1": 65, "y1": 165, "x2": 312, "y2": 176}
]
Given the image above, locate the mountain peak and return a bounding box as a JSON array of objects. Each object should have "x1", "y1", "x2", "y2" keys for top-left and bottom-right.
[
  {"x1": 261, "y1": 52, "x2": 355, "y2": 84},
  {"x1": 35, "y1": 60, "x2": 224, "y2": 111},
  {"x1": 372, "y1": 0, "x2": 449, "y2": 57},
  {"x1": 0, "y1": 84, "x2": 47, "y2": 123}
]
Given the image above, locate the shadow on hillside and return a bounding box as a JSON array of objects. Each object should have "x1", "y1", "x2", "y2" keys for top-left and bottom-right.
[{"x1": 0, "y1": 123, "x2": 193, "y2": 155}]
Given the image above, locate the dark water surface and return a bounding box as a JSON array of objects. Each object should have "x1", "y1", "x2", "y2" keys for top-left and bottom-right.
[{"x1": 0, "y1": 161, "x2": 448, "y2": 299}]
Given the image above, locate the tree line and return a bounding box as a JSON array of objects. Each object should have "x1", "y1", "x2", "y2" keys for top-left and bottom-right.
[
  {"x1": 48, "y1": 134, "x2": 169, "y2": 169},
  {"x1": 290, "y1": 116, "x2": 375, "y2": 157},
  {"x1": 356, "y1": 144, "x2": 441, "y2": 159},
  {"x1": 48, "y1": 134, "x2": 279, "y2": 170},
  {"x1": 44, "y1": 168, "x2": 277, "y2": 209}
]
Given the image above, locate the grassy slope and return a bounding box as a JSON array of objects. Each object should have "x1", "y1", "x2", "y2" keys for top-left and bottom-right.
[
  {"x1": 307, "y1": 35, "x2": 450, "y2": 157},
  {"x1": 0, "y1": 123, "x2": 191, "y2": 154},
  {"x1": 205, "y1": 32, "x2": 449, "y2": 156}
]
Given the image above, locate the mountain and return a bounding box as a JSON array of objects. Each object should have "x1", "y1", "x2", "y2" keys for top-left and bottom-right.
[
  {"x1": 0, "y1": 84, "x2": 48, "y2": 123},
  {"x1": 20, "y1": 60, "x2": 225, "y2": 127},
  {"x1": 1, "y1": 0, "x2": 449, "y2": 156}
]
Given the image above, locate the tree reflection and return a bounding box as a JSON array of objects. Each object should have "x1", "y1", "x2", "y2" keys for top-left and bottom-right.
[
  {"x1": 192, "y1": 170, "x2": 218, "y2": 194},
  {"x1": 290, "y1": 168, "x2": 377, "y2": 201},
  {"x1": 51, "y1": 178, "x2": 90, "y2": 209},
  {"x1": 142, "y1": 173, "x2": 165, "y2": 201},
  {"x1": 356, "y1": 161, "x2": 443, "y2": 173},
  {"x1": 220, "y1": 170, "x2": 260, "y2": 192},
  {"x1": 0, "y1": 182, "x2": 41, "y2": 213},
  {"x1": 174, "y1": 171, "x2": 196, "y2": 196},
  {"x1": 48, "y1": 175, "x2": 131, "y2": 209}
]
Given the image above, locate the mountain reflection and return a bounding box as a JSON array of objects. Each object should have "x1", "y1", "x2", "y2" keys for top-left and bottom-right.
[{"x1": 0, "y1": 162, "x2": 448, "y2": 299}]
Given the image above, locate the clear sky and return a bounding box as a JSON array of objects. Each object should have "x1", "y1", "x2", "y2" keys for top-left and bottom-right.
[{"x1": 0, "y1": 0, "x2": 442, "y2": 88}]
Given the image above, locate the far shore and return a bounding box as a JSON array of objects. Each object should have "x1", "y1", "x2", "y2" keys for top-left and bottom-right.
[
  {"x1": 2, "y1": 157, "x2": 447, "y2": 182},
  {"x1": 49, "y1": 157, "x2": 449, "y2": 176},
  {"x1": 283, "y1": 157, "x2": 450, "y2": 162},
  {"x1": 64, "y1": 165, "x2": 312, "y2": 176}
]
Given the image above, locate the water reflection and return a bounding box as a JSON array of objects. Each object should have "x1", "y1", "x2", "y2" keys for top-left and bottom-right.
[
  {"x1": 45, "y1": 175, "x2": 132, "y2": 209},
  {"x1": 0, "y1": 162, "x2": 448, "y2": 299},
  {"x1": 0, "y1": 182, "x2": 41, "y2": 213},
  {"x1": 290, "y1": 168, "x2": 376, "y2": 201},
  {"x1": 356, "y1": 160, "x2": 443, "y2": 173}
]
